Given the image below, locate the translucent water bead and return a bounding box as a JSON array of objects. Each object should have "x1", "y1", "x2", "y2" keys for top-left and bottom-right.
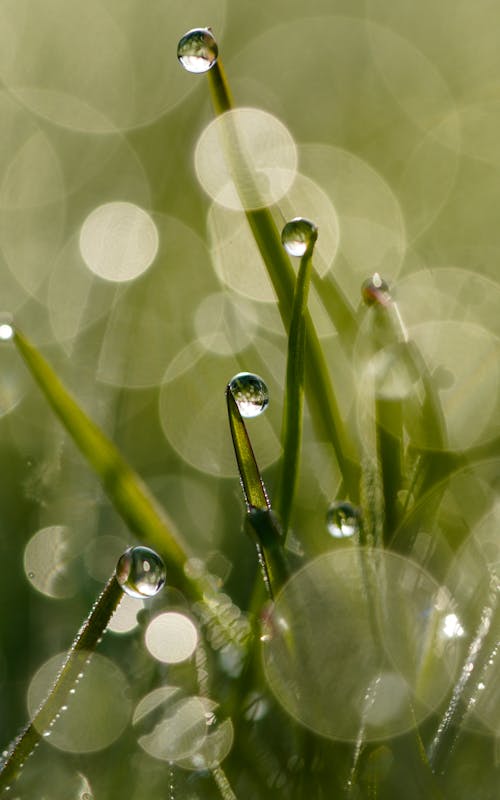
[
  {"x1": 177, "y1": 28, "x2": 218, "y2": 74},
  {"x1": 281, "y1": 218, "x2": 318, "y2": 257},
  {"x1": 116, "y1": 546, "x2": 166, "y2": 598},
  {"x1": 326, "y1": 501, "x2": 361, "y2": 539},
  {"x1": 229, "y1": 372, "x2": 269, "y2": 418},
  {"x1": 361, "y1": 273, "x2": 391, "y2": 306}
]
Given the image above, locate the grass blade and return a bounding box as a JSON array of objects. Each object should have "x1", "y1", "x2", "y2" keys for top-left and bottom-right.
[
  {"x1": 226, "y1": 386, "x2": 289, "y2": 597},
  {"x1": 274, "y1": 244, "x2": 315, "y2": 535},
  {"x1": 0, "y1": 575, "x2": 123, "y2": 791},
  {"x1": 208, "y1": 60, "x2": 360, "y2": 501},
  {"x1": 13, "y1": 329, "x2": 188, "y2": 584}
]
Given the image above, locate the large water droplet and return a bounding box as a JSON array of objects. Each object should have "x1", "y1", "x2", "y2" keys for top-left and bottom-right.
[
  {"x1": 228, "y1": 372, "x2": 269, "y2": 418},
  {"x1": 177, "y1": 28, "x2": 218, "y2": 74},
  {"x1": 326, "y1": 501, "x2": 361, "y2": 539},
  {"x1": 281, "y1": 217, "x2": 318, "y2": 256},
  {"x1": 0, "y1": 313, "x2": 14, "y2": 341},
  {"x1": 361, "y1": 273, "x2": 391, "y2": 306},
  {"x1": 116, "y1": 546, "x2": 166, "y2": 598}
]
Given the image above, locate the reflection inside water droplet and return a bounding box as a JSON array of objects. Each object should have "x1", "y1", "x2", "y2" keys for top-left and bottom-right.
[
  {"x1": 281, "y1": 217, "x2": 318, "y2": 256},
  {"x1": 326, "y1": 501, "x2": 361, "y2": 538},
  {"x1": 228, "y1": 372, "x2": 269, "y2": 418},
  {"x1": 361, "y1": 273, "x2": 391, "y2": 306},
  {"x1": 177, "y1": 28, "x2": 218, "y2": 73},
  {"x1": 116, "y1": 546, "x2": 166, "y2": 598}
]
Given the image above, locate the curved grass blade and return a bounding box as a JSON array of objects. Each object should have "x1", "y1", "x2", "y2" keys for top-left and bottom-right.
[
  {"x1": 274, "y1": 244, "x2": 315, "y2": 535},
  {"x1": 208, "y1": 59, "x2": 360, "y2": 502},
  {"x1": 13, "y1": 328, "x2": 189, "y2": 587},
  {"x1": 226, "y1": 386, "x2": 289, "y2": 597},
  {"x1": 0, "y1": 575, "x2": 123, "y2": 791}
]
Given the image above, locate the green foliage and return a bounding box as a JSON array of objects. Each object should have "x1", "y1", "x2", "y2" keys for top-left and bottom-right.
[{"x1": 0, "y1": 6, "x2": 499, "y2": 800}]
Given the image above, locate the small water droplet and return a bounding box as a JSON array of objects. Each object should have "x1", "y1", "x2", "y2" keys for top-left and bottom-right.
[
  {"x1": 281, "y1": 217, "x2": 318, "y2": 257},
  {"x1": 177, "y1": 28, "x2": 218, "y2": 73},
  {"x1": 28, "y1": 571, "x2": 35, "y2": 579},
  {"x1": 116, "y1": 546, "x2": 166, "y2": 598},
  {"x1": 0, "y1": 312, "x2": 14, "y2": 341},
  {"x1": 229, "y1": 372, "x2": 269, "y2": 418},
  {"x1": 326, "y1": 501, "x2": 361, "y2": 539},
  {"x1": 43, "y1": 731, "x2": 51, "y2": 738},
  {"x1": 361, "y1": 273, "x2": 391, "y2": 306},
  {"x1": 69, "y1": 688, "x2": 76, "y2": 694}
]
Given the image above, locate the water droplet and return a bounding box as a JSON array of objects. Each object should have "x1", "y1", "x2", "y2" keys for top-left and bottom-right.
[
  {"x1": 228, "y1": 372, "x2": 269, "y2": 418},
  {"x1": 116, "y1": 546, "x2": 166, "y2": 599},
  {"x1": 326, "y1": 501, "x2": 361, "y2": 539},
  {"x1": 0, "y1": 312, "x2": 14, "y2": 341},
  {"x1": 281, "y1": 217, "x2": 318, "y2": 256},
  {"x1": 361, "y1": 273, "x2": 391, "y2": 306},
  {"x1": 177, "y1": 28, "x2": 218, "y2": 73}
]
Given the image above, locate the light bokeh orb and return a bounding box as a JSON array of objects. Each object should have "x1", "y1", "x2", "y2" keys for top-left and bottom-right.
[
  {"x1": 195, "y1": 108, "x2": 297, "y2": 210},
  {"x1": 79, "y1": 202, "x2": 158, "y2": 282},
  {"x1": 133, "y1": 687, "x2": 207, "y2": 763},
  {"x1": 27, "y1": 652, "x2": 131, "y2": 753},
  {"x1": 262, "y1": 548, "x2": 463, "y2": 741},
  {"x1": 145, "y1": 612, "x2": 199, "y2": 664}
]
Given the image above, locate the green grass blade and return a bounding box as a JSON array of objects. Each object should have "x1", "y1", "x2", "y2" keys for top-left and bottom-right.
[
  {"x1": 274, "y1": 248, "x2": 314, "y2": 535},
  {"x1": 0, "y1": 575, "x2": 123, "y2": 791},
  {"x1": 226, "y1": 386, "x2": 289, "y2": 597},
  {"x1": 208, "y1": 61, "x2": 360, "y2": 501},
  {"x1": 226, "y1": 385, "x2": 270, "y2": 512},
  {"x1": 13, "y1": 329, "x2": 188, "y2": 583}
]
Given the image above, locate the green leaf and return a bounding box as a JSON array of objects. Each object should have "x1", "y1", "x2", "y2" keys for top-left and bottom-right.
[
  {"x1": 13, "y1": 328, "x2": 188, "y2": 586},
  {"x1": 274, "y1": 246, "x2": 314, "y2": 535},
  {"x1": 207, "y1": 60, "x2": 360, "y2": 502},
  {"x1": 0, "y1": 575, "x2": 123, "y2": 790}
]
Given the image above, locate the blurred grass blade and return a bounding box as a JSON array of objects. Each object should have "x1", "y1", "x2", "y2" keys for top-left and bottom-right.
[
  {"x1": 208, "y1": 59, "x2": 360, "y2": 502},
  {"x1": 0, "y1": 575, "x2": 123, "y2": 791},
  {"x1": 226, "y1": 384, "x2": 270, "y2": 511},
  {"x1": 275, "y1": 245, "x2": 314, "y2": 535},
  {"x1": 13, "y1": 329, "x2": 187, "y2": 583}
]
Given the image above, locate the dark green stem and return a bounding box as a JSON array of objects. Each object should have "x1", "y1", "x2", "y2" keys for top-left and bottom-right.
[
  {"x1": 0, "y1": 576, "x2": 123, "y2": 792},
  {"x1": 226, "y1": 387, "x2": 289, "y2": 598}
]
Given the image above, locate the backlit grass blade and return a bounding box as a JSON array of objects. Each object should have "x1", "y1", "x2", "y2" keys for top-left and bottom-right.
[
  {"x1": 226, "y1": 386, "x2": 288, "y2": 597},
  {"x1": 208, "y1": 59, "x2": 360, "y2": 502},
  {"x1": 275, "y1": 242, "x2": 315, "y2": 535},
  {"x1": 13, "y1": 329, "x2": 188, "y2": 585},
  {"x1": 0, "y1": 575, "x2": 123, "y2": 791}
]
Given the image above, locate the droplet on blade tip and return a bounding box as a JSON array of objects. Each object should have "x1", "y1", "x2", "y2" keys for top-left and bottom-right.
[
  {"x1": 116, "y1": 546, "x2": 166, "y2": 598},
  {"x1": 281, "y1": 217, "x2": 318, "y2": 257},
  {"x1": 177, "y1": 28, "x2": 218, "y2": 73},
  {"x1": 361, "y1": 273, "x2": 391, "y2": 306},
  {"x1": 228, "y1": 372, "x2": 269, "y2": 418}
]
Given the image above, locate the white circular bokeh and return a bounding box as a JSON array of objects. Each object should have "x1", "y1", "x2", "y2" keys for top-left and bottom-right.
[{"x1": 79, "y1": 202, "x2": 158, "y2": 282}]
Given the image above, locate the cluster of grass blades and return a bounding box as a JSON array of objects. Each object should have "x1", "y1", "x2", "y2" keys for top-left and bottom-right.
[{"x1": 0, "y1": 24, "x2": 499, "y2": 800}]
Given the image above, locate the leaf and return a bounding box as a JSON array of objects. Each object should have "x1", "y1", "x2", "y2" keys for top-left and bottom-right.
[
  {"x1": 13, "y1": 329, "x2": 189, "y2": 586},
  {"x1": 0, "y1": 575, "x2": 123, "y2": 790},
  {"x1": 208, "y1": 62, "x2": 360, "y2": 502}
]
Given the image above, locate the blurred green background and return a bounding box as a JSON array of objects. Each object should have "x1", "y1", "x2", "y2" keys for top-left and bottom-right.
[{"x1": 0, "y1": 0, "x2": 499, "y2": 797}]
